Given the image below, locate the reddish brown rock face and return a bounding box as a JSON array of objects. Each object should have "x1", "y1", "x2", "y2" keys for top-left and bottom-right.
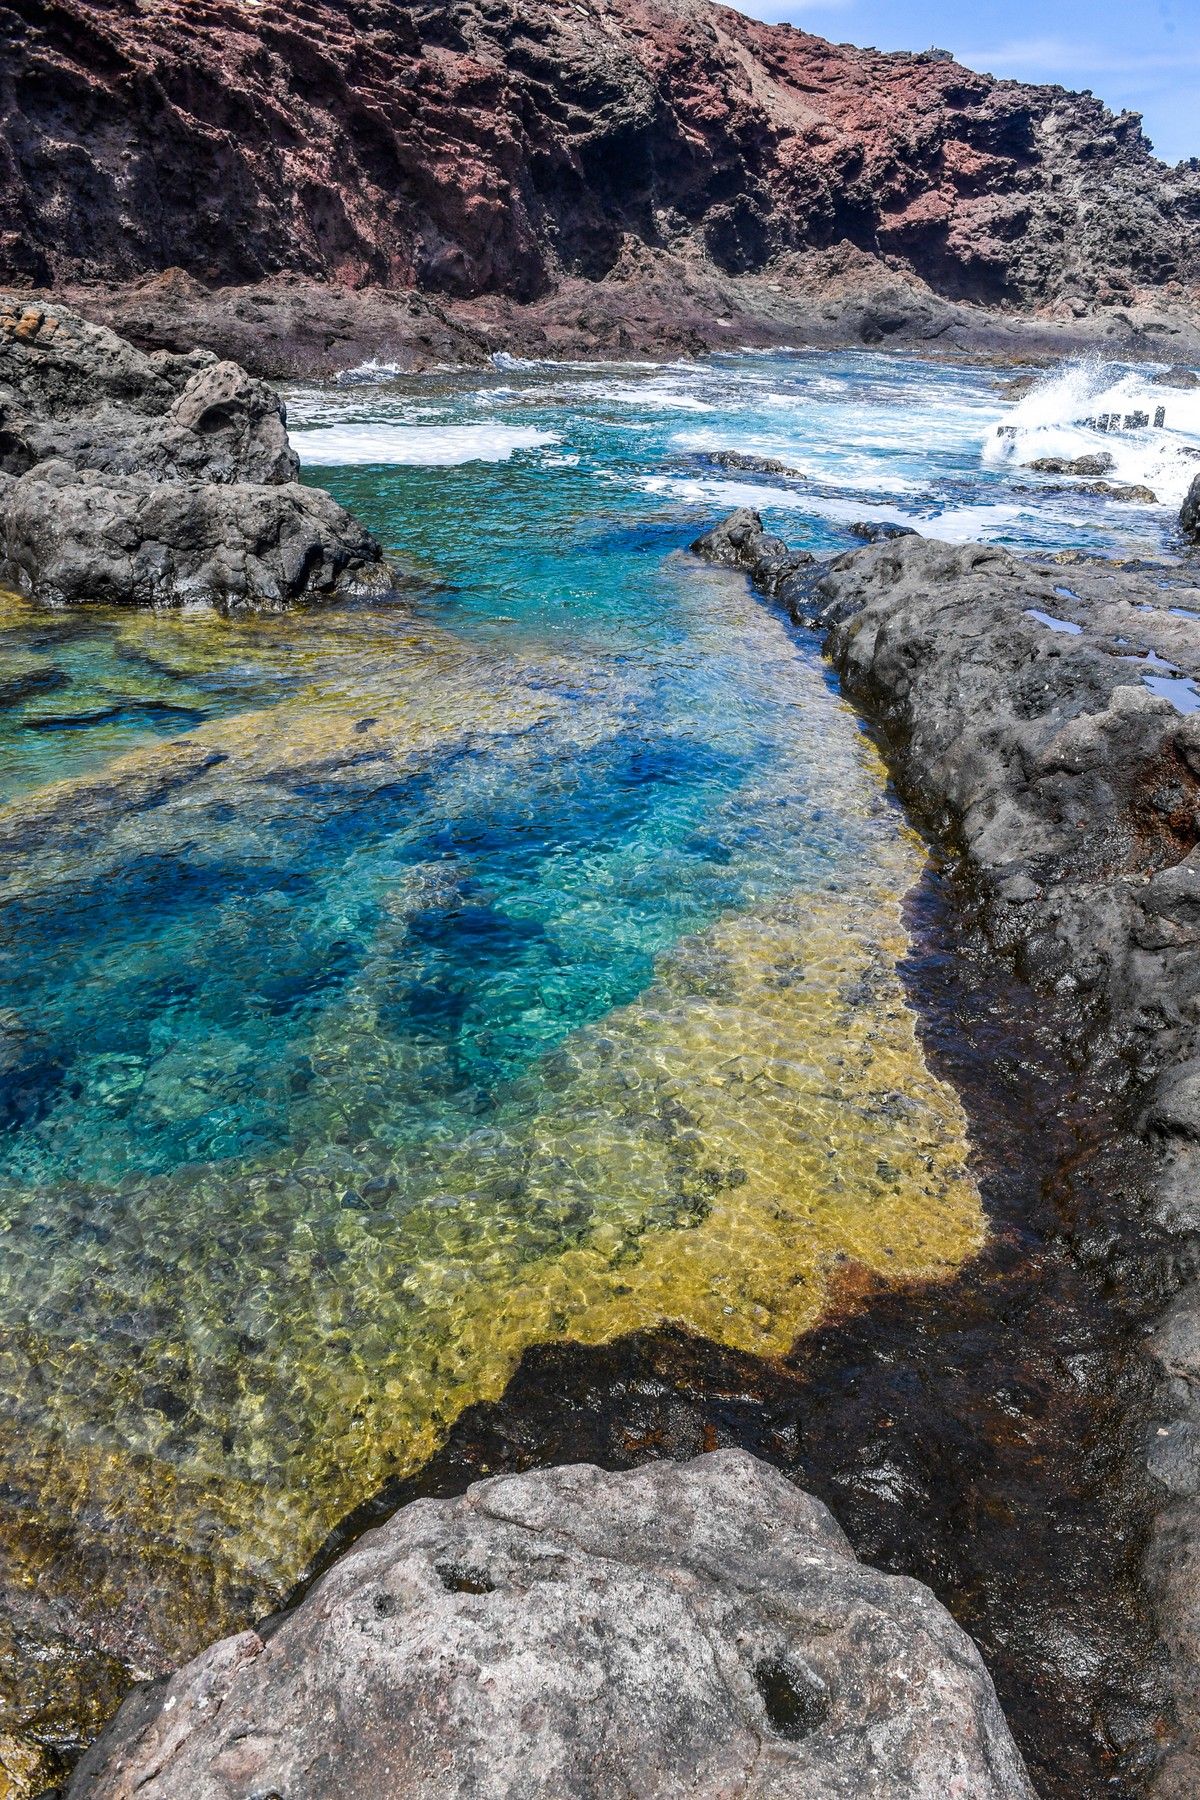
[{"x1": 1, "y1": 0, "x2": 1197, "y2": 309}]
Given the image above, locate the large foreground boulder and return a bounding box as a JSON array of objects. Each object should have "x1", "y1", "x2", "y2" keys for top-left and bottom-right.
[
  {"x1": 70, "y1": 1450, "x2": 1033, "y2": 1799},
  {"x1": 0, "y1": 299, "x2": 383, "y2": 607}
]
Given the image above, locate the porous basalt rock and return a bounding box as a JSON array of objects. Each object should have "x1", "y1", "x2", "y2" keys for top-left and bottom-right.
[
  {"x1": 704, "y1": 449, "x2": 807, "y2": 479},
  {"x1": 691, "y1": 507, "x2": 814, "y2": 602},
  {"x1": 693, "y1": 513, "x2": 1200, "y2": 1791},
  {"x1": 0, "y1": 298, "x2": 383, "y2": 607},
  {"x1": 1028, "y1": 454, "x2": 1116, "y2": 476},
  {"x1": 70, "y1": 1450, "x2": 1034, "y2": 1799}
]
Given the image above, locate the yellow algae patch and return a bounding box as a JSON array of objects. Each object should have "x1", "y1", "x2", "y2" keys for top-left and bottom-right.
[{"x1": 0, "y1": 861, "x2": 982, "y2": 1651}]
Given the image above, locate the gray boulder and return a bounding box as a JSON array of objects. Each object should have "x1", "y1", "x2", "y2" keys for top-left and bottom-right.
[
  {"x1": 0, "y1": 298, "x2": 381, "y2": 607},
  {"x1": 70, "y1": 1451, "x2": 1033, "y2": 1800},
  {"x1": 0, "y1": 460, "x2": 384, "y2": 610}
]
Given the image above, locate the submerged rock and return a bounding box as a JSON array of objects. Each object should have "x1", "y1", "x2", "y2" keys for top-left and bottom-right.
[
  {"x1": 0, "y1": 299, "x2": 384, "y2": 608},
  {"x1": 70, "y1": 1450, "x2": 1034, "y2": 1799}
]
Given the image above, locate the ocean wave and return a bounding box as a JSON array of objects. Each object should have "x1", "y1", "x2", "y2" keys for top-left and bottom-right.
[
  {"x1": 293, "y1": 424, "x2": 563, "y2": 466},
  {"x1": 985, "y1": 358, "x2": 1200, "y2": 507}
]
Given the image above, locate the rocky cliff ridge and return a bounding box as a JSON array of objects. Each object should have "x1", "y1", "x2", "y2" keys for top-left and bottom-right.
[{"x1": 1, "y1": 0, "x2": 1197, "y2": 320}]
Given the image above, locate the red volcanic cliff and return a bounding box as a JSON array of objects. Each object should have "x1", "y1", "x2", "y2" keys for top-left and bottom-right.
[{"x1": 0, "y1": 0, "x2": 1198, "y2": 311}]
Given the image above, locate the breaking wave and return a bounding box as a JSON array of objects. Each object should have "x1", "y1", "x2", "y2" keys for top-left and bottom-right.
[{"x1": 984, "y1": 358, "x2": 1200, "y2": 507}]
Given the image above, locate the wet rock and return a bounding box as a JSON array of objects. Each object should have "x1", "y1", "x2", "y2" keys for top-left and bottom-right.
[
  {"x1": 1078, "y1": 480, "x2": 1159, "y2": 502},
  {"x1": 1154, "y1": 367, "x2": 1200, "y2": 389},
  {"x1": 705, "y1": 449, "x2": 807, "y2": 478},
  {"x1": 848, "y1": 520, "x2": 919, "y2": 541},
  {"x1": 996, "y1": 373, "x2": 1040, "y2": 398},
  {"x1": 691, "y1": 507, "x2": 814, "y2": 604},
  {"x1": 694, "y1": 513, "x2": 1200, "y2": 1784},
  {"x1": 0, "y1": 460, "x2": 384, "y2": 611},
  {"x1": 1182, "y1": 474, "x2": 1200, "y2": 541},
  {"x1": 70, "y1": 1450, "x2": 1034, "y2": 1800},
  {"x1": 1027, "y1": 454, "x2": 1115, "y2": 476},
  {"x1": 0, "y1": 298, "x2": 382, "y2": 608}
]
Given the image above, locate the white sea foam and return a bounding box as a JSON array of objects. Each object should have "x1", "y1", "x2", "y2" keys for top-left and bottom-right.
[
  {"x1": 334, "y1": 359, "x2": 408, "y2": 385},
  {"x1": 294, "y1": 424, "x2": 562, "y2": 466},
  {"x1": 985, "y1": 358, "x2": 1200, "y2": 507}
]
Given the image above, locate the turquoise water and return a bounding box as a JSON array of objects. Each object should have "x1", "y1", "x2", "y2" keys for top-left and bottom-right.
[{"x1": 0, "y1": 349, "x2": 1192, "y2": 1755}]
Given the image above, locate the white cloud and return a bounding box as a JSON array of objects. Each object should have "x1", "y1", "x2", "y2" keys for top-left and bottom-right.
[{"x1": 958, "y1": 36, "x2": 1200, "y2": 77}]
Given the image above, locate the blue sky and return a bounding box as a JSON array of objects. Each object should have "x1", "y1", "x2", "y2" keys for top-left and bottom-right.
[{"x1": 733, "y1": 0, "x2": 1199, "y2": 165}]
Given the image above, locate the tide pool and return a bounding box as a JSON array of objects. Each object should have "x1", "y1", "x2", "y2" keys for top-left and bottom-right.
[{"x1": 0, "y1": 348, "x2": 1191, "y2": 1741}]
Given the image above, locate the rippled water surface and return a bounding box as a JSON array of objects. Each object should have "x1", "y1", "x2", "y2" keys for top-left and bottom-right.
[{"x1": 0, "y1": 348, "x2": 1194, "y2": 1751}]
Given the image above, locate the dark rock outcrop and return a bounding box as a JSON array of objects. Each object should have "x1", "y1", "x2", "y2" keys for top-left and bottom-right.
[
  {"x1": 0, "y1": 299, "x2": 383, "y2": 607},
  {"x1": 70, "y1": 1450, "x2": 1034, "y2": 1799},
  {"x1": 705, "y1": 449, "x2": 807, "y2": 479},
  {"x1": 848, "y1": 520, "x2": 920, "y2": 542},
  {"x1": 1183, "y1": 473, "x2": 1200, "y2": 540},
  {"x1": 694, "y1": 513, "x2": 1200, "y2": 1791},
  {"x1": 0, "y1": 0, "x2": 1196, "y2": 321},
  {"x1": 691, "y1": 508, "x2": 814, "y2": 602},
  {"x1": 1028, "y1": 454, "x2": 1116, "y2": 476},
  {"x1": 1155, "y1": 367, "x2": 1200, "y2": 389}
]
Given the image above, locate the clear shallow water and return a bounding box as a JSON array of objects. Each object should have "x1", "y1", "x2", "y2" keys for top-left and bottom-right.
[{"x1": 0, "y1": 349, "x2": 1193, "y2": 1701}]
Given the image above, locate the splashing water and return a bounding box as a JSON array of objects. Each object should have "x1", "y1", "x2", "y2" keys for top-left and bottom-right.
[{"x1": 984, "y1": 356, "x2": 1200, "y2": 507}]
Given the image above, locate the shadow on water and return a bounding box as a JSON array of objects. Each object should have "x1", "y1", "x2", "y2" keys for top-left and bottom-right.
[{"x1": 292, "y1": 856, "x2": 1170, "y2": 1800}]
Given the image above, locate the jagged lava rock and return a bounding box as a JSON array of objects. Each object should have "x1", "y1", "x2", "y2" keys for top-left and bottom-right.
[
  {"x1": 69, "y1": 1450, "x2": 1034, "y2": 1800},
  {"x1": 694, "y1": 516, "x2": 1200, "y2": 1790},
  {"x1": 0, "y1": 0, "x2": 1196, "y2": 316},
  {"x1": 0, "y1": 298, "x2": 383, "y2": 607}
]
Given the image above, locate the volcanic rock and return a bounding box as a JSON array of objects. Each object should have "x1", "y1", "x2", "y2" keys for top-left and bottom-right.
[
  {"x1": 1028, "y1": 454, "x2": 1116, "y2": 476},
  {"x1": 691, "y1": 508, "x2": 814, "y2": 602},
  {"x1": 0, "y1": 298, "x2": 383, "y2": 607},
  {"x1": 848, "y1": 520, "x2": 920, "y2": 541},
  {"x1": 1, "y1": 0, "x2": 1196, "y2": 323},
  {"x1": 705, "y1": 449, "x2": 807, "y2": 478},
  {"x1": 69, "y1": 1450, "x2": 1034, "y2": 1800},
  {"x1": 1155, "y1": 367, "x2": 1200, "y2": 389},
  {"x1": 694, "y1": 513, "x2": 1200, "y2": 1787}
]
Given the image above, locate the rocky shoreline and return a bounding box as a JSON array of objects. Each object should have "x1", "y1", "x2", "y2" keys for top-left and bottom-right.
[
  {"x1": 693, "y1": 508, "x2": 1200, "y2": 1794},
  {"x1": 44, "y1": 268, "x2": 1200, "y2": 382},
  {"x1": 0, "y1": 298, "x2": 385, "y2": 608}
]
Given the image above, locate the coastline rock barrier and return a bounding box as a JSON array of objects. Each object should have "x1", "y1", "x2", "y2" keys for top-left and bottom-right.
[
  {"x1": 0, "y1": 300, "x2": 385, "y2": 609},
  {"x1": 694, "y1": 508, "x2": 1200, "y2": 1792},
  {"x1": 69, "y1": 1450, "x2": 1033, "y2": 1799}
]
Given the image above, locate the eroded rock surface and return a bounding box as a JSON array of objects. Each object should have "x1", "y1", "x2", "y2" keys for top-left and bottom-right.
[
  {"x1": 2, "y1": 0, "x2": 1197, "y2": 320},
  {"x1": 70, "y1": 1450, "x2": 1033, "y2": 1799},
  {"x1": 1182, "y1": 473, "x2": 1200, "y2": 540},
  {"x1": 0, "y1": 299, "x2": 382, "y2": 607},
  {"x1": 694, "y1": 514, "x2": 1200, "y2": 1792}
]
